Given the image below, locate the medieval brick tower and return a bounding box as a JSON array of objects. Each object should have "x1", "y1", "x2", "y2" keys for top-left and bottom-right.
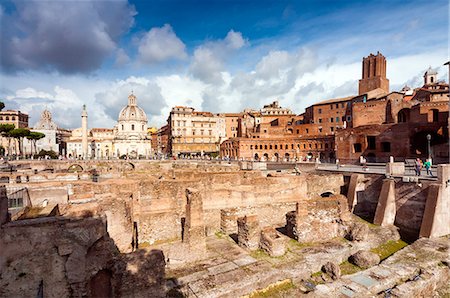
[{"x1": 358, "y1": 51, "x2": 389, "y2": 95}]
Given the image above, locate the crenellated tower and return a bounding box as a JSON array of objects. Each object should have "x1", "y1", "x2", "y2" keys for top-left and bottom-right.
[{"x1": 358, "y1": 51, "x2": 389, "y2": 95}]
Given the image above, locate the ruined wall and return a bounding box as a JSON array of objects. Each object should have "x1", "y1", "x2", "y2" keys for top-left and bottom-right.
[
  {"x1": 348, "y1": 174, "x2": 434, "y2": 241},
  {"x1": 136, "y1": 171, "x2": 344, "y2": 245},
  {"x1": 0, "y1": 217, "x2": 120, "y2": 298},
  {"x1": 393, "y1": 181, "x2": 429, "y2": 240}
]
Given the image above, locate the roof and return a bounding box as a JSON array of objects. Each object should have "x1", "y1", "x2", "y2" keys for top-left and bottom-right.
[{"x1": 313, "y1": 95, "x2": 354, "y2": 106}]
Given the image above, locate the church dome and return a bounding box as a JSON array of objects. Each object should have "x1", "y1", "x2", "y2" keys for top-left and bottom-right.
[{"x1": 118, "y1": 94, "x2": 148, "y2": 123}]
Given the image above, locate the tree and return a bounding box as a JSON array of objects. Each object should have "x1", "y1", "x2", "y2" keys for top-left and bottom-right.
[
  {"x1": 0, "y1": 102, "x2": 5, "y2": 111},
  {"x1": 26, "y1": 131, "x2": 46, "y2": 156},
  {"x1": 0, "y1": 124, "x2": 15, "y2": 156},
  {"x1": 9, "y1": 128, "x2": 30, "y2": 157}
]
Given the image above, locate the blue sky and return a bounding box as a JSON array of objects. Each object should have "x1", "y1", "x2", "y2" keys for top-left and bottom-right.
[{"x1": 0, "y1": 0, "x2": 448, "y2": 128}]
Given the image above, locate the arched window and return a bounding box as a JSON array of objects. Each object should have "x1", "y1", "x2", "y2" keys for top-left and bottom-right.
[
  {"x1": 275, "y1": 145, "x2": 278, "y2": 149},
  {"x1": 131, "y1": 124, "x2": 135, "y2": 130},
  {"x1": 397, "y1": 109, "x2": 410, "y2": 123}
]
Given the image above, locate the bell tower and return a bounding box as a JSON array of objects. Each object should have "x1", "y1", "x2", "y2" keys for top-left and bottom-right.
[{"x1": 358, "y1": 51, "x2": 389, "y2": 95}]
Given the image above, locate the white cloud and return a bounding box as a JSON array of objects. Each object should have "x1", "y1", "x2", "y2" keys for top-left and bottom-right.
[
  {"x1": 115, "y1": 48, "x2": 131, "y2": 66},
  {"x1": 137, "y1": 24, "x2": 187, "y2": 64},
  {"x1": 189, "y1": 30, "x2": 248, "y2": 85},
  {"x1": 1, "y1": 0, "x2": 136, "y2": 73},
  {"x1": 224, "y1": 30, "x2": 247, "y2": 49}
]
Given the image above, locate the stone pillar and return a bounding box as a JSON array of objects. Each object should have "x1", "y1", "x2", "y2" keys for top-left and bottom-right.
[
  {"x1": 237, "y1": 215, "x2": 260, "y2": 250},
  {"x1": 184, "y1": 188, "x2": 206, "y2": 252},
  {"x1": 347, "y1": 174, "x2": 364, "y2": 211},
  {"x1": 0, "y1": 185, "x2": 8, "y2": 225},
  {"x1": 373, "y1": 178, "x2": 396, "y2": 226},
  {"x1": 286, "y1": 202, "x2": 307, "y2": 240},
  {"x1": 419, "y1": 165, "x2": 450, "y2": 238},
  {"x1": 220, "y1": 208, "x2": 238, "y2": 234},
  {"x1": 81, "y1": 105, "x2": 88, "y2": 159}
]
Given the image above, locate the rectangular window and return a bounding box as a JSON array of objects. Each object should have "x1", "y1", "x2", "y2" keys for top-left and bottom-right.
[
  {"x1": 296, "y1": 129, "x2": 299, "y2": 134},
  {"x1": 367, "y1": 136, "x2": 376, "y2": 150},
  {"x1": 381, "y1": 142, "x2": 391, "y2": 152},
  {"x1": 335, "y1": 103, "x2": 339, "y2": 108},
  {"x1": 306, "y1": 128, "x2": 309, "y2": 134},
  {"x1": 341, "y1": 103, "x2": 345, "y2": 108},
  {"x1": 330, "y1": 105, "x2": 333, "y2": 110},
  {"x1": 354, "y1": 143, "x2": 362, "y2": 153},
  {"x1": 330, "y1": 118, "x2": 334, "y2": 123},
  {"x1": 347, "y1": 116, "x2": 352, "y2": 121},
  {"x1": 318, "y1": 118, "x2": 322, "y2": 123},
  {"x1": 336, "y1": 117, "x2": 339, "y2": 122},
  {"x1": 318, "y1": 108, "x2": 322, "y2": 114},
  {"x1": 330, "y1": 127, "x2": 334, "y2": 132},
  {"x1": 318, "y1": 128, "x2": 322, "y2": 133}
]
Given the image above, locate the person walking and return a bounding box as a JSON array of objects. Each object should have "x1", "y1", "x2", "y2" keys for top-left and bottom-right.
[
  {"x1": 414, "y1": 158, "x2": 422, "y2": 176},
  {"x1": 424, "y1": 159, "x2": 433, "y2": 176}
]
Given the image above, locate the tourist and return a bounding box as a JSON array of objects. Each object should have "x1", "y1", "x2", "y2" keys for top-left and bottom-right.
[
  {"x1": 424, "y1": 159, "x2": 433, "y2": 176},
  {"x1": 414, "y1": 158, "x2": 422, "y2": 176}
]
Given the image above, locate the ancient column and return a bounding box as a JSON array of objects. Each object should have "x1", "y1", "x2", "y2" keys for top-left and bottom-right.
[
  {"x1": 81, "y1": 105, "x2": 88, "y2": 159},
  {"x1": 184, "y1": 188, "x2": 206, "y2": 252}
]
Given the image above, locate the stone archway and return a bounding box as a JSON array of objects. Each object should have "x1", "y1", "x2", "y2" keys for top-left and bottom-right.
[
  {"x1": 68, "y1": 164, "x2": 83, "y2": 173},
  {"x1": 254, "y1": 153, "x2": 259, "y2": 161}
]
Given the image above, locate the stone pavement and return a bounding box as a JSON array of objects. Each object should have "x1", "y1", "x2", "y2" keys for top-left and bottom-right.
[
  {"x1": 153, "y1": 223, "x2": 400, "y2": 297},
  {"x1": 312, "y1": 237, "x2": 450, "y2": 297}
]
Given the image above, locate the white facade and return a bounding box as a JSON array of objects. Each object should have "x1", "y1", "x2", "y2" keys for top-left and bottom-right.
[{"x1": 67, "y1": 93, "x2": 151, "y2": 159}]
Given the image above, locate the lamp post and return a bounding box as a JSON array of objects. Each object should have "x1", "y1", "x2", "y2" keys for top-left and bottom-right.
[
  {"x1": 444, "y1": 61, "x2": 450, "y2": 163},
  {"x1": 427, "y1": 134, "x2": 431, "y2": 161}
]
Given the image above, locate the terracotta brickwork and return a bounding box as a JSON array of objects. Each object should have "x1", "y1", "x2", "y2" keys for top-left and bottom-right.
[{"x1": 358, "y1": 52, "x2": 389, "y2": 95}]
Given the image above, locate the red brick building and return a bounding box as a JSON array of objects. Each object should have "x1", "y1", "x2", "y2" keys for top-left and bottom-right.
[
  {"x1": 221, "y1": 52, "x2": 449, "y2": 164},
  {"x1": 336, "y1": 70, "x2": 449, "y2": 163}
]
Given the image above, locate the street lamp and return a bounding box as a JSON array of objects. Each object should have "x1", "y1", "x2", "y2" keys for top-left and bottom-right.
[{"x1": 427, "y1": 134, "x2": 431, "y2": 161}]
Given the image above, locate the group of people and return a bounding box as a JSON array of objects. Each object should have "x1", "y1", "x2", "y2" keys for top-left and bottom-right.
[{"x1": 414, "y1": 158, "x2": 433, "y2": 176}]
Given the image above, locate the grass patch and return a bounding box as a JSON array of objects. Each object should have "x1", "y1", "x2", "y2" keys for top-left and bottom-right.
[
  {"x1": 371, "y1": 240, "x2": 408, "y2": 261},
  {"x1": 215, "y1": 231, "x2": 225, "y2": 239},
  {"x1": 244, "y1": 279, "x2": 294, "y2": 298},
  {"x1": 339, "y1": 261, "x2": 362, "y2": 275},
  {"x1": 288, "y1": 239, "x2": 315, "y2": 248},
  {"x1": 355, "y1": 216, "x2": 378, "y2": 228}
]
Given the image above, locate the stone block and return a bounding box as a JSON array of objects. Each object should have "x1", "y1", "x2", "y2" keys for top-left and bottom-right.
[
  {"x1": 259, "y1": 227, "x2": 287, "y2": 257},
  {"x1": 322, "y1": 261, "x2": 341, "y2": 280},
  {"x1": 237, "y1": 215, "x2": 260, "y2": 250},
  {"x1": 347, "y1": 222, "x2": 369, "y2": 241},
  {"x1": 349, "y1": 250, "x2": 380, "y2": 269},
  {"x1": 386, "y1": 162, "x2": 405, "y2": 176}
]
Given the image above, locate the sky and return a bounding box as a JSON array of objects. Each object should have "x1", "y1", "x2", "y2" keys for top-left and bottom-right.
[{"x1": 0, "y1": 0, "x2": 448, "y2": 129}]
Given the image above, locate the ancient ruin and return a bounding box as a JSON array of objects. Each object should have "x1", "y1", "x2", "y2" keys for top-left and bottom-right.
[{"x1": 0, "y1": 159, "x2": 449, "y2": 297}]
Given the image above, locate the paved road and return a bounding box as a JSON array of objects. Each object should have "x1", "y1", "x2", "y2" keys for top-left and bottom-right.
[{"x1": 316, "y1": 162, "x2": 438, "y2": 180}]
